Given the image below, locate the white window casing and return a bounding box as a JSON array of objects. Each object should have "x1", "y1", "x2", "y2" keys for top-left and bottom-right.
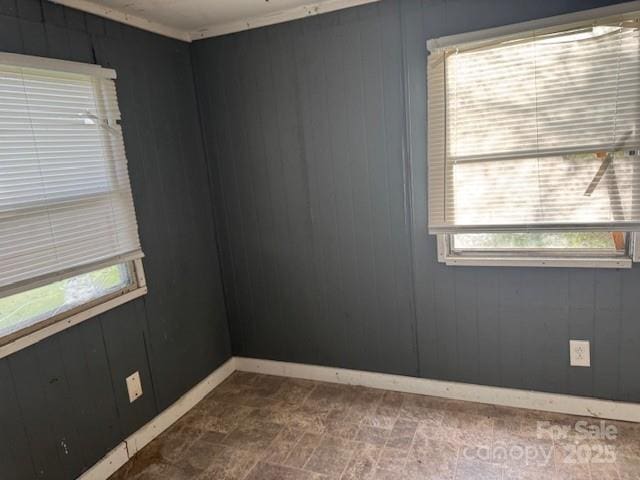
[
  {"x1": 0, "y1": 53, "x2": 144, "y2": 296},
  {"x1": 0, "y1": 259, "x2": 147, "y2": 359},
  {"x1": 427, "y1": 7, "x2": 640, "y2": 235}
]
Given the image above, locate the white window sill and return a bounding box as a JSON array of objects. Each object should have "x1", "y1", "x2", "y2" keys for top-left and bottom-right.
[
  {"x1": 441, "y1": 256, "x2": 632, "y2": 269},
  {"x1": 437, "y1": 234, "x2": 637, "y2": 269},
  {"x1": 0, "y1": 286, "x2": 147, "y2": 360},
  {"x1": 0, "y1": 259, "x2": 147, "y2": 360}
]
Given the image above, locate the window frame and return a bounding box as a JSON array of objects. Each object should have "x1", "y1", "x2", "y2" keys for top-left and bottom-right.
[
  {"x1": 0, "y1": 259, "x2": 147, "y2": 359},
  {"x1": 428, "y1": 2, "x2": 640, "y2": 268},
  {"x1": 0, "y1": 53, "x2": 146, "y2": 359},
  {"x1": 437, "y1": 233, "x2": 640, "y2": 268}
]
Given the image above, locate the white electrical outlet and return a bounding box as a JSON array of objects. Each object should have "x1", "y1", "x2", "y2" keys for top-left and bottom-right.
[
  {"x1": 570, "y1": 340, "x2": 591, "y2": 367},
  {"x1": 126, "y1": 371, "x2": 143, "y2": 403}
]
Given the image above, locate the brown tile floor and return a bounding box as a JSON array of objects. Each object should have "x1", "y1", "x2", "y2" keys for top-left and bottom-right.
[{"x1": 110, "y1": 372, "x2": 640, "y2": 480}]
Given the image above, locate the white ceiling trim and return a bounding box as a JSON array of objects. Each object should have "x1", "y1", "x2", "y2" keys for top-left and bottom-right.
[
  {"x1": 50, "y1": 0, "x2": 192, "y2": 41},
  {"x1": 49, "y1": 0, "x2": 380, "y2": 43},
  {"x1": 189, "y1": 0, "x2": 379, "y2": 41}
]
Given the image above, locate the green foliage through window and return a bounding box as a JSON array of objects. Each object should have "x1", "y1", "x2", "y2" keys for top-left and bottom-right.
[
  {"x1": 453, "y1": 232, "x2": 622, "y2": 250},
  {"x1": 0, "y1": 264, "x2": 130, "y2": 338}
]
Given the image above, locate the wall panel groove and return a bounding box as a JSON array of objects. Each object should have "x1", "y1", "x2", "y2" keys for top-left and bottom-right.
[
  {"x1": 1, "y1": 2, "x2": 231, "y2": 478},
  {"x1": 192, "y1": 0, "x2": 639, "y2": 403}
]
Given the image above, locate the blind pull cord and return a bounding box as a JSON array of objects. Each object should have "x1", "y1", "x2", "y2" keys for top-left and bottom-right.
[{"x1": 78, "y1": 112, "x2": 118, "y2": 134}]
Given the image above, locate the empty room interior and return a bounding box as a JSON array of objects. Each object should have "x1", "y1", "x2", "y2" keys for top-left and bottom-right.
[{"x1": 3, "y1": 0, "x2": 640, "y2": 479}]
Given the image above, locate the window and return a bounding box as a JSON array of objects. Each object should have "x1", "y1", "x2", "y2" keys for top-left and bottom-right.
[
  {"x1": 427, "y1": 9, "x2": 640, "y2": 267},
  {"x1": 451, "y1": 232, "x2": 626, "y2": 252},
  {"x1": 0, "y1": 263, "x2": 137, "y2": 342},
  {"x1": 0, "y1": 53, "x2": 145, "y2": 353},
  {"x1": 438, "y1": 231, "x2": 639, "y2": 268}
]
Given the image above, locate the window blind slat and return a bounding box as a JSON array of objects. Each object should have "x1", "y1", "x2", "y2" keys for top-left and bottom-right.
[
  {"x1": 428, "y1": 19, "x2": 640, "y2": 233},
  {"x1": 0, "y1": 59, "x2": 142, "y2": 290}
]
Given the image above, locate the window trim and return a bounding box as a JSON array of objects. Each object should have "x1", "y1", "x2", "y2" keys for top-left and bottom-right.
[
  {"x1": 426, "y1": 2, "x2": 640, "y2": 236},
  {"x1": 437, "y1": 234, "x2": 639, "y2": 269},
  {"x1": 0, "y1": 53, "x2": 143, "y2": 295},
  {"x1": 0, "y1": 52, "x2": 116, "y2": 78},
  {"x1": 0, "y1": 259, "x2": 147, "y2": 360},
  {"x1": 427, "y1": 1, "x2": 640, "y2": 53}
]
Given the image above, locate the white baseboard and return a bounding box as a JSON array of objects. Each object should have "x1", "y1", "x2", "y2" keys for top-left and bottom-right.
[
  {"x1": 77, "y1": 355, "x2": 640, "y2": 480},
  {"x1": 234, "y1": 357, "x2": 640, "y2": 423},
  {"x1": 78, "y1": 443, "x2": 129, "y2": 480},
  {"x1": 78, "y1": 357, "x2": 237, "y2": 480}
]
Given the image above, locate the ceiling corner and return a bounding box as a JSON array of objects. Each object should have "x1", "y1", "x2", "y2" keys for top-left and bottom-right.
[{"x1": 49, "y1": 0, "x2": 193, "y2": 42}]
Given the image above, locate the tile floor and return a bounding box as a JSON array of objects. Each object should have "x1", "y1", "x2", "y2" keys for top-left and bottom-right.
[{"x1": 110, "y1": 372, "x2": 640, "y2": 480}]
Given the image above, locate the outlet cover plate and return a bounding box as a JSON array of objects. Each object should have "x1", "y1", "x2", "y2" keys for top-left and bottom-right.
[
  {"x1": 126, "y1": 371, "x2": 143, "y2": 403},
  {"x1": 570, "y1": 340, "x2": 591, "y2": 367}
]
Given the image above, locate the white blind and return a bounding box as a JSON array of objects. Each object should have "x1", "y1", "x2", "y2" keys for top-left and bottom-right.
[
  {"x1": 0, "y1": 55, "x2": 143, "y2": 291},
  {"x1": 428, "y1": 19, "x2": 640, "y2": 233}
]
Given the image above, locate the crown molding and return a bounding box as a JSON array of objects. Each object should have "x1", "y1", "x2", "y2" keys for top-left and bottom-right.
[
  {"x1": 189, "y1": 0, "x2": 379, "y2": 41},
  {"x1": 49, "y1": 0, "x2": 380, "y2": 43},
  {"x1": 50, "y1": 0, "x2": 191, "y2": 41}
]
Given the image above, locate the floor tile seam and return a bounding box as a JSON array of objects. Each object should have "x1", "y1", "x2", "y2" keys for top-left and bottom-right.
[
  {"x1": 265, "y1": 425, "x2": 301, "y2": 466},
  {"x1": 239, "y1": 457, "x2": 262, "y2": 480},
  {"x1": 587, "y1": 456, "x2": 622, "y2": 480},
  {"x1": 336, "y1": 443, "x2": 359, "y2": 480},
  {"x1": 364, "y1": 390, "x2": 389, "y2": 428},
  {"x1": 236, "y1": 423, "x2": 287, "y2": 480},
  {"x1": 299, "y1": 383, "x2": 320, "y2": 408},
  {"x1": 451, "y1": 443, "x2": 462, "y2": 480},
  {"x1": 299, "y1": 433, "x2": 324, "y2": 471},
  {"x1": 261, "y1": 458, "x2": 333, "y2": 477},
  {"x1": 402, "y1": 424, "x2": 421, "y2": 471},
  {"x1": 360, "y1": 437, "x2": 387, "y2": 479},
  {"x1": 299, "y1": 432, "x2": 350, "y2": 474}
]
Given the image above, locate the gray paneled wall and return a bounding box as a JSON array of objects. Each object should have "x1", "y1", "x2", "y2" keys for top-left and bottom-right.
[
  {"x1": 193, "y1": 1, "x2": 418, "y2": 376},
  {"x1": 0, "y1": 1, "x2": 231, "y2": 478},
  {"x1": 2, "y1": 0, "x2": 639, "y2": 478},
  {"x1": 192, "y1": 0, "x2": 640, "y2": 403}
]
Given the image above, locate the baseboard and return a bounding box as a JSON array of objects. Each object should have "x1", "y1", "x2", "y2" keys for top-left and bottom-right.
[
  {"x1": 78, "y1": 357, "x2": 237, "y2": 480},
  {"x1": 77, "y1": 355, "x2": 640, "y2": 479},
  {"x1": 234, "y1": 357, "x2": 640, "y2": 423}
]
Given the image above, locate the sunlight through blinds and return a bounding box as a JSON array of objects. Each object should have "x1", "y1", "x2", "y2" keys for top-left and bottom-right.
[
  {"x1": 428, "y1": 16, "x2": 640, "y2": 233},
  {"x1": 0, "y1": 54, "x2": 143, "y2": 292}
]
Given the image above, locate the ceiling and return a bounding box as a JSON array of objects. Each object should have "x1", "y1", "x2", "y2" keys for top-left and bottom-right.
[{"x1": 52, "y1": 0, "x2": 379, "y2": 42}]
